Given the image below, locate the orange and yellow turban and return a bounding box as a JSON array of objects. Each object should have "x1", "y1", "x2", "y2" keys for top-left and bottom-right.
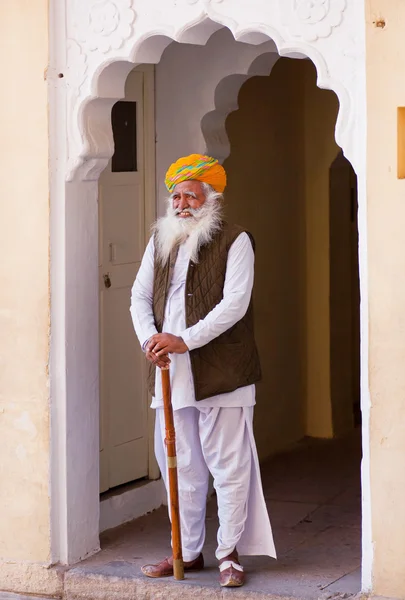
[{"x1": 165, "y1": 153, "x2": 227, "y2": 194}]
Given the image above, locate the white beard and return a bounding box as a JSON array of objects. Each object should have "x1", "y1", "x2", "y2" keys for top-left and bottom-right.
[{"x1": 152, "y1": 196, "x2": 223, "y2": 265}]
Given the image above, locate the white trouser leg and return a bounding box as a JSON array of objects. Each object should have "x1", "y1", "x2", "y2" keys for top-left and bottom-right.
[
  {"x1": 198, "y1": 407, "x2": 252, "y2": 561},
  {"x1": 155, "y1": 407, "x2": 210, "y2": 562}
]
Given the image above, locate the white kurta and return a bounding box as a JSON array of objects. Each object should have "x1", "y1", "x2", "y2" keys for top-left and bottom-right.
[
  {"x1": 130, "y1": 233, "x2": 256, "y2": 409},
  {"x1": 130, "y1": 232, "x2": 276, "y2": 561}
]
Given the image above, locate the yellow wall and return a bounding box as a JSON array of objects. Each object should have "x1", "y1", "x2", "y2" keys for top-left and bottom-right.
[
  {"x1": 366, "y1": 1, "x2": 405, "y2": 596},
  {"x1": 224, "y1": 58, "x2": 341, "y2": 459},
  {"x1": 0, "y1": 0, "x2": 50, "y2": 562}
]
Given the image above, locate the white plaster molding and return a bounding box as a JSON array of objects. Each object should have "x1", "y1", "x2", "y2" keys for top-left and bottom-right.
[
  {"x1": 280, "y1": 0, "x2": 347, "y2": 42},
  {"x1": 73, "y1": 0, "x2": 136, "y2": 54},
  {"x1": 66, "y1": 41, "x2": 88, "y2": 176},
  {"x1": 64, "y1": 1, "x2": 363, "y2": 182},
  {"x1": 66, "y1": 40, "x2": 88, "y2": 91},
  {"x1": 187, "y1": 0, "x2": 223, "y2": 4},
  {"x1": 201, "y1": 52, "x2": 280, "y2": 162}
]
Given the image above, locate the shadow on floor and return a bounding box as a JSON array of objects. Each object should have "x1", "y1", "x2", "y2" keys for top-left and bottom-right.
[{"x1": 73, "y1": 430, "x2": 362, "y2": 599}]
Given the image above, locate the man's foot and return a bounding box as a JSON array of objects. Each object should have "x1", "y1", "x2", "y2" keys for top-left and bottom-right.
[
  {"x1": 219, "y1": 549, "x2": 245, "y2": 587},
  {"x1": 141, "y1": 553, "x2": 204, "y2": 578}
]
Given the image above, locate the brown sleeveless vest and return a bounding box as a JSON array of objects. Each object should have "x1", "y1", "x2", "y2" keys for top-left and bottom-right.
[{"x1": 147, "y1": 222, "x2": 262, "y2": 401}]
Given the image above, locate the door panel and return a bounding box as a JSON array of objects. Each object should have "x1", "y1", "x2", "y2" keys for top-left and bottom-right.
[
  {"x1": 99, "y1": 69, "x2": 151, "y2": 493},
  {"x1": 101, "y1": 183, "x2": 145, "y2": 265},
  {"x1": 105, "y1": 284, "x2": 145, "y2": 445}
]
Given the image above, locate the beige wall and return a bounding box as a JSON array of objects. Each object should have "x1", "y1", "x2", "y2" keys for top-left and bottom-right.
[
  {"x1": 0, "y1": 1, "x2": 50, "y2": 562},
  {"x1": 224, "y1": 58, "x2": 342, "y2": 460},
  {"x1": 366, "y1": 1, "x2": 405, "y2": 596}
]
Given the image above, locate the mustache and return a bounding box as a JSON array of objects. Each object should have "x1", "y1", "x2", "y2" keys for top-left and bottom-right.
[
  {"x1": 154, "y1": 195, "x2": 224, "y2": 265},
  {"x1": 173, "y1": 207, "x2": 200, "y2": 217}
]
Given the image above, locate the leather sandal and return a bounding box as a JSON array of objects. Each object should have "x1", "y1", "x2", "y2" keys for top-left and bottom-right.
[
  {"x1": 141, "y1": 553, "x2": 204, "y2": 578},
  {"x1": 219, "y1": 549, "x2": 245, "y2": 587}
]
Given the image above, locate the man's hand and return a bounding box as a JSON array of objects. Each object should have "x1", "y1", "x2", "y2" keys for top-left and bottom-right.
[
  {"x1": 145, "y1": 348, "x2": 171, "y2": 370},
  {"x1": 147, "y1": 333, "x2": 189, "y2": 357}
]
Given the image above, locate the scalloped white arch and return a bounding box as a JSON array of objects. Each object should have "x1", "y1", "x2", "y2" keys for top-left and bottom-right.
[{"x1": 66, "y1": 9, "x2": 360, "y2": 182}]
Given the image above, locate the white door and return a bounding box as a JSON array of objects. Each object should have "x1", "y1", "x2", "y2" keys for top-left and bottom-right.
[{"x1": 99, "y1": 68, "x2": 155, "y2": 493}]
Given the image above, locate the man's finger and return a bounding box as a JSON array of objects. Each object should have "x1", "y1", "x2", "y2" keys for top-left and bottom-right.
[
  {"x1": 158, "y1": 353, "x2": 171, "y2": 363},
  {"x1": 147, "y1": 334, "x2": 161, "y2": 347},
  {"x1": 145, "y1": 350, "x2": 170, "y2": 368},
  {"x1": 153, "y1": 341, "x2": 169, "y2": 353},
  {"x1": 156, "y1": 347, "x2": 171, "y2": 357},
  {"x1": 147, "y1": 340, "x2": 157, "y2": 351},
  {"x1": 156, "y1": 358, "x2": 170, "y2": 368},
  {"x1": 145, "y1": 351, "x2": 156, "y2": 362}
]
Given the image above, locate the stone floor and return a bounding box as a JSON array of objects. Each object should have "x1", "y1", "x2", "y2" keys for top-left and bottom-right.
[{"x1": 64, "y1": 429, "x2": 362, "y2": 600}]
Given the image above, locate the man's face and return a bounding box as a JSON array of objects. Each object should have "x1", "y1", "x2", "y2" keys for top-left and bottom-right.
[{"x1": 171, "y1": 180, "x2": 206, "y2": 219}]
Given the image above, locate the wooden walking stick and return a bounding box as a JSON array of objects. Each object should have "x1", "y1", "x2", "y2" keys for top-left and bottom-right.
[{"x1": 161, "y1": 367, "x2": 184, "y2": 580}]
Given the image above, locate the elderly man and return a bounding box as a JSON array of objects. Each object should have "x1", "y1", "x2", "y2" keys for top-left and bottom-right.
[{"x1": 130, "y1": 154, "x2": 276, "y2": 587}]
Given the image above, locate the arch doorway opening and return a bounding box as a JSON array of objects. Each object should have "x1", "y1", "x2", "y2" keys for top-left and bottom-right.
[
  {"x1": 222, "y1": 57, "x2": 361, "y2": 590},
  {"x1": 94, "y1": 32, "x2": 361, "y2": 596}
]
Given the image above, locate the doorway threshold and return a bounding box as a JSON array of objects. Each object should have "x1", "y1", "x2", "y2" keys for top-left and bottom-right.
[
  {"x1": 100, "y1": 477, "x2": 166, "y2": 533},
  {"x1": 73, "y1": 432, "x2": 361, "y2": 599}
]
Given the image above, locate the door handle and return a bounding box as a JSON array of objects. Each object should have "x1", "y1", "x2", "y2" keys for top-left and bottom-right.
[
  {"x1": 103, "y1": 273, "x2": 112, "y2": 289},
  {"x1": 109, "y1": 243, "x2": 116, "y2": 263}
]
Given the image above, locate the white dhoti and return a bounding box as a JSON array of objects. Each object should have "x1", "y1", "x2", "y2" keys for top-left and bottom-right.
[
  {"x1": 131, "y1": 232, "x2": 276, "y2": 562},
  {"x1": 155, "y1": 405, "x2": 276, "y2": 561}
]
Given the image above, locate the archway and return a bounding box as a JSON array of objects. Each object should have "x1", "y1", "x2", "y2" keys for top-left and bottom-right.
[
  {"x1": 70, "y1": 53, "x2": 362, "y2": 595},
  {"x1": 51, "y1": 7, "x2": 369, "y2": 589}
]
